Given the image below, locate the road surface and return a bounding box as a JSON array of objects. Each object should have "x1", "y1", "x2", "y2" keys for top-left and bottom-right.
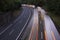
[
  {"x1": 28, "y1": 9, "x2": 39, "y2": 40},
  {"x1": 44, "y1": 15, "x2": 60, "y2": 40},
  {"x1": 0, "y1": 6, "x2": 34, "y2": 40},
  {"x1": 37, "y1": 7, "x2": 60, "y2": 40},
  {"x1": 0, "y1": 6, "x2": 60, "y2": 40}
]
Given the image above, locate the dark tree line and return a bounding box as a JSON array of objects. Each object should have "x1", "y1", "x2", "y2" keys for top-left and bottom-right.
[
  {"x1": 0, "y1": 0, "x2": 21, "y2": 13},
  {"x1": 0, "y1": 0, "x2": 60, "y2": 15},
  {"x1": 0, "y1": 0, "x2": 60, "y2": 16}
]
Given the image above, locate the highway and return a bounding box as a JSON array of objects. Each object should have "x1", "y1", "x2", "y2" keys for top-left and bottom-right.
[
  {"x1": 0, "y1": 5, "x2": 60, "y2": 40},
  {"x1": 17, "y1": 11, "x2": 34, "y2": 40},
  {"x1": 37, "y1": 7, "x2": 60, "y2": 40},
  {"x1": 28, "y1": 9, "x2": 39, "y2": 40},
  {"x1": 0, "y1": 6, "x2": 34, "y2": 40},
  {"x1": 44, "y1": 15, "x2": 60, "y2": 40}
]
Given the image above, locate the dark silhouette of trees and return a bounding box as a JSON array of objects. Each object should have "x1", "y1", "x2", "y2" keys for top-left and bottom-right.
[{"x1": 0, "y1": 0, "x2": 21, "y2": 12}]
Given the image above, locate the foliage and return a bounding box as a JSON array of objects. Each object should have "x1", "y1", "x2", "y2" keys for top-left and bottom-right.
[
  {"x1": 0, "y1": 0, "x2": 60, "y2": 15},
  {"x1": 0, "y1": 0, "x2": 21, "y2": 12},
  {"x1": 45, "y1": 0, "x2": 60, "y2": 15}
]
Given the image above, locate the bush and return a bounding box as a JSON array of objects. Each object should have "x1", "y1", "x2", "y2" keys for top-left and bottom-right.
[{"x1": 0, "y1": 0, "x2": 21, "y2": 12}]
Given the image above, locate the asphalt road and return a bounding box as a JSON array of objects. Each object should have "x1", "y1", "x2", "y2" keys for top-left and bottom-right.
[
  {"x1": 44, "y1": 15, "x2": 60, "y2": 40},
  {"x1": 28, "y1": 9, "x2": 39, "y2": 40},
  {"x1": 37, "y1": 7, "x2": 60, "y2": 40},
  {"x1": 17, "y1": 12, "x2": 34, "y2": 40},
  {"x1": 0, "y1": 6, "x2": 60, "y2": 40},
  {"x1": 0, "y1": 7, "x2": 34, "y2": 40}
]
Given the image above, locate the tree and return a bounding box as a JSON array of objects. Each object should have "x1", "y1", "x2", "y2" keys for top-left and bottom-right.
[{"x1": 0, "y1": 0, "x2": 21, "y2": 12}]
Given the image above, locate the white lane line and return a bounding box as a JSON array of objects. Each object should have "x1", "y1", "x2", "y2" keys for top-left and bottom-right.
[
  {"x1": 0, "y1": 9, "x2": 24, "y2": 35},
  {"x1": 0, "y1": 24, "x2": 13, "y2": 35},
  {"x1": 16, "y1": 11, "x2": 31, "y2": 40},
  {"x1": 0, "y1": 13, "x2": 23, "y2": 35},
  {"x1": 9, "y1": 29, "x2": 14, "y2": 35},
  {"x1": 41, "y1": 32, "x2": 43, "y2": 39},
  {"x1": 40, "y1": 21, "x2": 42, "y2": 24},
  {"x1": 13, "y1": 10, "x2": 25, "y2": 24}
]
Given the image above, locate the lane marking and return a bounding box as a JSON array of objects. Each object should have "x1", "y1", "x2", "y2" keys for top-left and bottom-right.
[
  {"x1": 13, "y1": 10, "x2": 25, "y2": 24},
  {"x1": 51, "y1": 31, "x2": 56, "y2": 40},
  {"x1": 9, "y1": 29, "x2": 14, "y2": 35},
  {"x1": 44, "y1": 30, "x2": 48, "y2": 40},
  {"x1": 0, "y1": 8, "x2": 25, "y2": 35},
  {"x1": 0, "y1": 24, "x2": 13, "y2": 35},
  {"x1": 16, "y1": 11, "x2": 31, "y2": 40},
  {"x1": 40, "y1": 21, "x2": 42, "y2": 24},
  {"x1": 41, "y1": 32, "x2": 43, "y2": 39}
]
